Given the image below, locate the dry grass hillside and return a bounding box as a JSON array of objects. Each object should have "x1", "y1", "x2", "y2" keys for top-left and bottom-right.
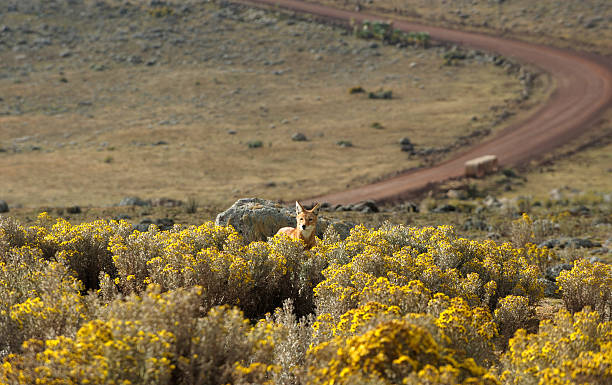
[
  {"x1": 315, "y1": 0, "x2": 612, "y2": 55},
  {"x1": 0, "y1": 0, "x2": 548, "y2": 208}
]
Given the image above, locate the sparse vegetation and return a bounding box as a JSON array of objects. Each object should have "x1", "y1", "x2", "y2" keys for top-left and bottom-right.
[
  {"x1": 355, "y1": 20, "x2": 430, "y2": 48},
  {"x1": 247, "y1": 140, "x2": 263, "y2": 149},
  {"x1": 368, "y1": 89, "x2": 393, "y2": 99},
  {"x1": 185, "y1": 197, "x2": 199, "y2": 214},
  {"x1": 149, "y1": 6, "x2": 174, "y2": 18},
  {"x1": 348, "y1": 86, "x2": 365, "y2": 94}
]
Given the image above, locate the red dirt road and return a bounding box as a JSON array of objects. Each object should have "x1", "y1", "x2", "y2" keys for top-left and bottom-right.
[{"x1": 239, "y1": 0, "x2": 612, "y2": 205}]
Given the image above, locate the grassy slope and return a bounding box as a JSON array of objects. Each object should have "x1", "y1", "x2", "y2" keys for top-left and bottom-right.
[{"x1": 0, "y1": 0, "x2": 545, "y2": 208}]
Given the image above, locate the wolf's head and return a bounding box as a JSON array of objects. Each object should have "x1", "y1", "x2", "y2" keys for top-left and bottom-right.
[{"x1": 295, "y1": 201, "x2": 320, "y2": 238}]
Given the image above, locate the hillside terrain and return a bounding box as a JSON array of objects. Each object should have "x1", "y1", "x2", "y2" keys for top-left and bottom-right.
[{"x1": 0, "y1": 0, "x2": 547, "y2": 208}]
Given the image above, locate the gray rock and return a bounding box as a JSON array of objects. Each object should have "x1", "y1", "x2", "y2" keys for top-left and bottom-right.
[
  {"x1": 0, "y1": 200, "x2": 8, "y2": 213},
  {"x1": 155, "y1": 218, "x2": 175, "y2": 231},
  {"x1": 538, "y1": 278, "x2": 559, "y2": 298},
  {"x1": 539, "y1": 237, "x2": 601, "y2": 249},
  {"x1": 215, "y1": 198, "x2": 298, "y2": 243},
  {"x1": 545, "y1": 263, "x2": 572, "y2": 281},
  {"x1": 400, "y1": 144, "x2": 414, "y2": 153},
  {"x1": 119, "y1": 196, "x2": 150, "y2": 207},
  {"x1": 447, "y1": 189, "x2": 467, "y2": 200},
  {"x1": 135, "y1": 218, "x2": 153, "y2": 232},
  {"x1": 462, "y1": 217, "x2": 490, "y2": 231},
  {"x1": 569, "y1": 205, "x2": 590, "y2": 216},
  {"x1": 569, "y1": 238, "x2": 600, "y2": 248},
  {"x1": 215, "y1": 198, "x2": 353, "y2": 244},
  {"x1": 399, "y1": 137, "x2": 412, "y2": 146},
  {"x1": 483, "y1": 195, "x2": 501, "y2": 208},
  {"x1": 66, "y1": 206, "x2": 81, "y2": 214},
  {"x1": 584, "y1": 17, "x2": 603, "y2": 28},
  {"x1": 433, "y1": 204, "x2": 456, "y2": 213},
  {"x1": 549, "y1": 188, "x2": 564, "y2": 201},
  {"x1": 291, "y1": 132, "x2": 307, "y2": 141},
  {"x1": 589, "y1": 256, "x2": 606, "y2": 263},
  {"x1": 352, "y1": 200, "x2": 379, "y2": 213},
  {"x1": 151, "y1": 197, "x2": 183, "y2": 207}
]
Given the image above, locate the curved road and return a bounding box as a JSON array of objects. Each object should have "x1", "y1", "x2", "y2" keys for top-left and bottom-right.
[{"x1": 239, "y1": 0, "x2": 612, "y2": 205}]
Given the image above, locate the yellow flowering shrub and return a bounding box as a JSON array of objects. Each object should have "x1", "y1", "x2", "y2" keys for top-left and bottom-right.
[
  {"x1": 501, "y1": 309, "x2": 612, "y2": 385},
  {"x1": 307, "y1": 319, "x2": 499, "y2": 385},
  {"x1": 434, "y1": 296, "x2": 498, "y2": 366},
  {"x1": 1, "y1": 285, "x2": 280, "y2": 385},
  {"x1": 109, "y1": 224, "x2": 324, "y2": 317},
  {"x1": 314, "y1": 224, "x2": 543, "y2": 321},
  {"x1": 557, "y1": 259, "x2": 611, "y2": 321},
  {"x1": 0, "y1": 246, "x2": 86, "y2": 356},
  {"x1": 2, "y1": 215, "x2": 602, "y2": 384},
  {"x1": 1, "y1": 213, "x2": 133, "y2": 290},
  {"x1": 511, "y1": 213, "x2": 535, "y2": 248},
  {"x1": 493, "y1": 295, "x2": 535, "y2": 347}
]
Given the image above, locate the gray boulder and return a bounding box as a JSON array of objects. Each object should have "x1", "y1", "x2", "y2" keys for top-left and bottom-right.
[
  {"x1": 291, "y1": 132, "x2": 307, "y2": 142},
  {"x1": 538, "y1": 278, "x2": 559, "y2": 298},
  {"x1": 0, "y1": 200, "x2": 8, "y2": 213},
  {"x1": 545, "y1": 263, "x2": 572, "y2": 282},
  {"x1": 215, "y1": 198, "x2": 354, "y2": 244},
  {"x1": 539, "y1": 237, "x2": 601, "y2": 249},
  {"x1": 433, "y1": 204, "x2": 456, "y2": 213},
  {"x1": 119, "y1": 196, "x2": 150, "y2": 207}
]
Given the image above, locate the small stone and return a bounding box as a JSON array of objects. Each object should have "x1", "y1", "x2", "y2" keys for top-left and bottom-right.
[
  {"x1": 399, "y1": 137, "x2": 412, "y2": 145},
  {"x1": 291, "y1": 132, "x2": 307, "y2": 141},
  {"x1": 0, "y1": 200, "x2": 9, "y2": 213}
]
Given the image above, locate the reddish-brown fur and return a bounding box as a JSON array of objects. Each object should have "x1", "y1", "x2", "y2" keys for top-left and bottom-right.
[{"x1": 276, "y1": 201, "x2": 320, "y2": 249}]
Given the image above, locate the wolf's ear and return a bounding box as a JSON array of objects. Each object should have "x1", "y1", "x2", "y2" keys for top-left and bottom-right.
[
  {"x1": 296, "y1": 201, "x2": 304, "y2": 214},
  {"x1": 311, "y1": 202, "x2": 320, "y2": 215}
]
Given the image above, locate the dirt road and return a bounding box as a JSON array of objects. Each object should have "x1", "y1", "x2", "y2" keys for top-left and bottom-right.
[{"x1": 239, "y1": 0, "x2": 612, "y2": 204}]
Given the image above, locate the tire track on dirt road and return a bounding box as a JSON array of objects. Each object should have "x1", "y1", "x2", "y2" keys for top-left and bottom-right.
[{"x1": 238, "y1": 0, "x2": 612, "y2": 205}]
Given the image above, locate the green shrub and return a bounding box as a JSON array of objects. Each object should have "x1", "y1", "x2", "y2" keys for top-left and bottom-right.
[
  {"x1": 247, "y1": 140, "x2": 263, "y2": 148},
  {"x1": 368, "y1": 89, "x2": 393, "y2": 99},
  {"x1": 349, "y1": 86, "x2": 365, "y2": 94}
]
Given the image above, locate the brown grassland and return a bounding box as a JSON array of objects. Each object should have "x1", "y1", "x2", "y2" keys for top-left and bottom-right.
[{"x1": 0, "y1": 0, "x2": 549, "y2": 209}]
